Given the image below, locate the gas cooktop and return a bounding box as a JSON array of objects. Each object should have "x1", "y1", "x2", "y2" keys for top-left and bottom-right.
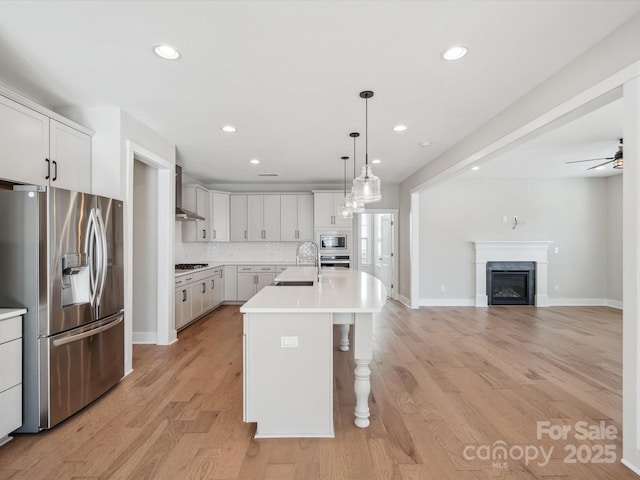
[{"x1": 175, "y1": 263, "x2": 209, "y2": 270}]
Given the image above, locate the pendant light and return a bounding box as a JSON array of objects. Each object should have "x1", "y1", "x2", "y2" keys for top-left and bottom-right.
[
  {"x1": 344, "y1": 132, "x2": 365, "y2": 213},
  {"x1": 352, "y1": 90, "x2": 382, "y2": 203},
  {"x1": 340, "y1": 156, "x2": 353, "y2": 219}
]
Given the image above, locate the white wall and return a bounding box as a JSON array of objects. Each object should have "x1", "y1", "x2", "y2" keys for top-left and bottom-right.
[
  {"x1": 398, "y1": 13, "x2": 640, "y2": 301},
  {"x1": 132, "y1": 160, "x2": 158, "y2": 341},
  {"x1": 607, "y1": 174, "x2": 623, "y2": 305},
  {"x1": 418, "y1": 176, "x2": 621, "y2": 305}
]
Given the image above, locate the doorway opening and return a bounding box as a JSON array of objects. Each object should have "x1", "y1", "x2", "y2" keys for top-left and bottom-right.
[{"x1": 356, "y1": 210, "x2": 398, "y2": 299}]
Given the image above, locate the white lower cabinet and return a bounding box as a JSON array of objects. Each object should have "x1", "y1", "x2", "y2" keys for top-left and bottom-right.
[
  {"x1": 0, "y1": 311, "x2": 24, "y2": 445},
  {"x1": 174, "y1": 268, "x2": 224, "y2": 331},
  {"x1": 224, "y1": 266, "x2": 237, "y2": 301},
  {"x1": 236, "y1": 265, "x2": 276, "y2": 301}
]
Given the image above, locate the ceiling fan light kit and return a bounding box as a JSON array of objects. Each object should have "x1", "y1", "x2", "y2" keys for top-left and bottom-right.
[
  {"x1": 352, "y1": 90, "x2": 382, "y2": 203},
  {"x1": 565, "y1": 138, "x2": 623, "y2": 171}
]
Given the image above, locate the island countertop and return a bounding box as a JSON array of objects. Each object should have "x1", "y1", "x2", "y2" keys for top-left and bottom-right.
[{"x1": 240, "y1": 267, "x2": 387, "y2": 314}]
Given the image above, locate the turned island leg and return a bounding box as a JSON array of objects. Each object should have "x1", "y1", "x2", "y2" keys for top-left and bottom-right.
[
  {"x1": 353, "y1": 313, "x2": 373, "y2": 428},
  {"x1": 338, "y1": 324, "x2": 350, "y2": 351}
]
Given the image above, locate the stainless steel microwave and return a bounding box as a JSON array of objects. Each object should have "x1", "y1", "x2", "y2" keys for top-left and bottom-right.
[{"x1": 318, "y1": 233, "x2": 349, "y2": 251}]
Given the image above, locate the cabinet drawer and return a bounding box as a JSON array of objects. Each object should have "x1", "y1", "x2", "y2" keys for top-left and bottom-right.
[
  {"x1": 237, "y1": 265, "x2": 275, "y2": 273},
  {"x1": 276, "y1": 265, "x2": 289, "y2": 273},
  {"x1": 0, "y1": 316, "x2": 21, "y2": 344},
  {"x1": 0, "y1": 338, "x2": 22, "y2": 392},
  {"x1": 0, "y1": 384, "x2": 22, "y2": 436}
]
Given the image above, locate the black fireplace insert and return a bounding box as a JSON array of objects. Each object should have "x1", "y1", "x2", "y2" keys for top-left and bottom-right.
[{"x1": 486, "y1": 261, "x2": 535, "y2": 305}]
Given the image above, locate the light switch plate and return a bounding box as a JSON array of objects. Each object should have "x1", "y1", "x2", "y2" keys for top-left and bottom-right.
[{"x1": 281, "y1": 336, "x2": 299, "y2": 348}]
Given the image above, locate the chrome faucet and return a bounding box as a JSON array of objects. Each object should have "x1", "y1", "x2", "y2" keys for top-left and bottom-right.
[{"x1": 296, "y1": 240, "x2": 320, "y2": 282}]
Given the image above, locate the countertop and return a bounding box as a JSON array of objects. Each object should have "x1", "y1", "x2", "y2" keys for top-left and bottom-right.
[
  {"x1": 0, "y1": 308, "x2": 27, "y2": 321},
  {"x1": 240, "y1": 267, "x2": 387, "y2": 313}
]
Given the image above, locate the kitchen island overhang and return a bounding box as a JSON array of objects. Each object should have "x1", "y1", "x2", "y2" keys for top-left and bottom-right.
[{"x1": 240, "y1": 267, "x2": 387, "y2": 438}]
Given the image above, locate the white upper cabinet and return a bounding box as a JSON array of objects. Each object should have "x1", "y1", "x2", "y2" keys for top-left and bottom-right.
[
  {"x1": 281, "y1": 194, "x2": 314, "y2": 241},
  {"x1": 49, "y1": 119, "x2": 91, "y2": 193},
  {"x1": 0, "y1": 95, "x2": 49, "y2": 186},
  {"x1": 230, "y1": 194, "x2": 248, "y2": 242},
  {"x1": 247, "y1": 194, "x2": 281, "y2": 242},
  {"x1": 182, "y1": 185, "x2": 211, "y2": 242},
  {"x1": 0, "y1": 94, "x2": 92, "y2": 193},
  {"x1": 211, "y1": 192, "x2": 230, "y2": 242},
  {"x1": 314, "y1": 192, "x2": 352, "y2": 229}
]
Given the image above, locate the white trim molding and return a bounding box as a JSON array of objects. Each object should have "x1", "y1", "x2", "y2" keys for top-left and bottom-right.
[{"x1": 473, "y1": 241, "x2": 553, "y2": 307}]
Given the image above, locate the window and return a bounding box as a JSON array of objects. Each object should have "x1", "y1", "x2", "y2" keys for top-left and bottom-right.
[{"x1": 360, "y1": 214, "x2": 372, "y2": 265}]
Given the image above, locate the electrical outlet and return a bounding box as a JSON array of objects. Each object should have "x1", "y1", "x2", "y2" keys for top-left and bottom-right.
[{"x1": 440, "y1": 285, "x2": 446, "y2": 292}]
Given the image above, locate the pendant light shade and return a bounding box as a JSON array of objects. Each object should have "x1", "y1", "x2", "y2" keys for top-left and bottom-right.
[
  {"x1": 345, "y1": 132, "x2": 365, "y2": 213},
  {"x1": 340, "y1": 156, "x2": 353, "y2": 219},
  {"x1": 352, "y1": 90, "x2": 382, "y2": 203}
]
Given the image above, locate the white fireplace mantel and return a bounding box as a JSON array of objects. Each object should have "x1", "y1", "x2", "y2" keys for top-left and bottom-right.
[{"x1": 473, "y1": 241, "x2": 553, "y2": 307}]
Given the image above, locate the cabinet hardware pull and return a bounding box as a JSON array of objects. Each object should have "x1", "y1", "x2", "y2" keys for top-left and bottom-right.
[
  {"x1": 211, "y1": 279, "x2": 215, "y2": 289},
  {"x1": 45, "y1": 158, "x2": 51, "y2": 180},
  {"x1": 52, "y1": 160, "x2": 58, "y2": 181},
  {"x1": 182, "y1": 289, "x2": 187, "y2": 302},
  {"x1": 244, "y1": 230, "x2": 247, "y2": 239},
  {"x1": 186, "y1": 277, "x2": 192, "y2": 281},
  {"x1": 202, "y1": 282, "x2": 206, "y2": 293},
  {"x1": 202, "y1": 229, "x2": 206, "y2": 239},
  {"x1": 213, "y1": 230, "x2": 216, "y2": 239}
]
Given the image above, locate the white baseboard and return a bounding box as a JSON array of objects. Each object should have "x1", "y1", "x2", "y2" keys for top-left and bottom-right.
[
  {"x1": 621, "y1": 458, "x2": 640, "y2": 477},
  {"x1": 419, "y1": 298, "x2": 475, "y2": 307},
  {"x1": 548, "y1": 298, "x2": 608, "y2": 307},
  {"x1": 606, "y1": 299, "x2": 623, "y2": 309},
  {"x1": 398, "y1": 295, "x2": 413, "y2": 308},
  {"x1": 133, "y1": 331, "x2": 157, "y2": 344}
]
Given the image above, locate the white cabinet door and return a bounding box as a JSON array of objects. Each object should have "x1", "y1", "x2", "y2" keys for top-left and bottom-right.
[
  {"x1": 237, "y1": 273, "x2": 256, "y2": 302},
  {"x1": 256, "y1": 273, "x2": 274, "y2": 294},
  {"x1": 281, "y1": 195, "x2": 313, "y2": 241},
  {"x1": 0, "y1": 95, "x2": 49, "y2": 186},
  {"x1": 211, "y1": 273, "x2": 223, "y2": 307},
  {"x1": 49, "y1": 119, "x2": 91, "y2": 193},
  {"x1": 314, "y1": 193, "x2": 334, "y2": 228},
  {"x1": 174, "y1": 289, "x2": 182, "y2": 330},
  {"x1": 200, "y1": 277, "x2": 212, "y2": 313},
  {"x1": 211, "y1": 192, "x2": 230, "y2": 242},
  {"x1": 224, "y1": 266, "x2": 237, "y2": 301},
  {"x1": 280, "y1": 195, "x2": 298, "y2": 241},
  {"x1": 263, "y1": 195, "x2": 281, "y2": 241},
  {"x1": 191, "y1": 283, "x2": 204, "y2": 320},
  {"x1": 248, "y1": 195, "x2": 281, "y2": 242},
  {"x1": 247, "y1": 195, "x2": 264, "y2": 241},
  {"x1": 314, "y1": 192, "x2": 352, "y2": 228},
  {"x1": 176, "y1": 286, "x2": 192, "y2": 329},
  {"x1": 182, "y1": 186, "x2": 211, "y2": 242},
  {"x1": 230, "y1": 195, "x2": 248, "y2": 242},
  {"x1": 297, "y1": 194, "x2": 314, "y2": 240}
]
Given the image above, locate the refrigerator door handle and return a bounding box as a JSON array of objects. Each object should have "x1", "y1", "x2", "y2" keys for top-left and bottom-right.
[
  {"x1": 95, "y1": 208, "x2": 109, "y2": 307},
  {"x1": 86, "y1": 208, "x2": 100, "y2": 307},
  {"x1": 51, "y1": 312, "x2": 124, "y2": 348}
]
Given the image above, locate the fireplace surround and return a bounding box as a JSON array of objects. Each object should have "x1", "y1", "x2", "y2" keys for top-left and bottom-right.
[
  {"x1": 473, "y1": 241, "x2": 552, "y2": 307},
  {"x1": 486, "y1": 261, "x2": 536, "y2": 305}
]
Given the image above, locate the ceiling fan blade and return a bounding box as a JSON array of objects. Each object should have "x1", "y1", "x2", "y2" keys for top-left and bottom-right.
[
  {"x1": 587, "y1": 159, "x2": 615, "y2": 170},
  {"x1": 565, "y1": 157, "x2": 614, "y2": 164}
]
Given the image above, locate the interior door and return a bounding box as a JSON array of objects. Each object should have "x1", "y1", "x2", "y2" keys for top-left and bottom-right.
[{"x1": 373, "y1": 214, "x2": 393, "y2": 297}]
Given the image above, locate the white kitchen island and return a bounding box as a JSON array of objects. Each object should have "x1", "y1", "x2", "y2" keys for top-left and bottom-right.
[{"x1": 240, "y1": 267, "x2": 386, "y2": 438}]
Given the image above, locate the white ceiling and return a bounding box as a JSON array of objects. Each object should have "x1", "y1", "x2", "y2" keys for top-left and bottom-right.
[{"x1": 0, "y1": 1, "x2": 638, "y2": 186}]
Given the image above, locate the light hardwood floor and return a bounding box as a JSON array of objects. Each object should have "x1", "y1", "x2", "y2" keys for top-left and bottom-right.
[{"x1": 0, "y1": 302, "x2": 636, "y2": 479}]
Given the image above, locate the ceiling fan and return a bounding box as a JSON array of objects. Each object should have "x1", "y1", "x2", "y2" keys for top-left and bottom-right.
[{"x1": 565, "y1": 138, "x2": 623, "y2": 170}]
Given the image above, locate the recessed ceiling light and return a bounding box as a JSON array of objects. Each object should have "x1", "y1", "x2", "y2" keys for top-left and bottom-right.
[
  {"x1": 442, "y1": 45, "x2": 468, "y2": 61},
  {"x1": 471, "y1": 166, "x2": 480, "y2": 171},
  {"x1": 153, "y1": 44, "x2": 181, "y2": 60},
  {"x1": 250, "y1": 159, "x2": 260, "y2": 165},
  {"x1": 222, "y1": 125, "x2": 237, "y2": 133},
  {"x1": 393, "y1": 125, "x2": 407, "y2": 132},
  {"x1": 419, "y1": 141, "x2": 432, "y2": 147},
  {"x1": 372, "y1": 159, "x2": 381, "y2": 164}
]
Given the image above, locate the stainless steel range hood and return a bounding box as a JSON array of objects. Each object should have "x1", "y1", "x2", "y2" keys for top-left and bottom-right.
[{"x1": 175, "y1": 165, "x2": 205, "y2": 221}]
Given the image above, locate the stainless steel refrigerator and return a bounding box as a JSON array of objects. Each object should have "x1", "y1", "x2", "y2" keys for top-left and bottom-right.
[{"x1": 0, "y1": 184, "x2": 124, "y2": 432}]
